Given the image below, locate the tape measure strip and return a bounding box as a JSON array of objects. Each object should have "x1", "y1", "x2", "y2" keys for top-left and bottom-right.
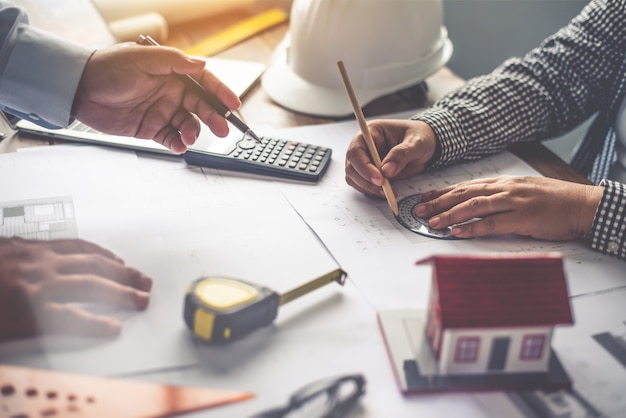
[
  {"x1": 184, "y1": 8, "x2": 288, "y2": 57},
  {"x1": 279, "y1": 268, "x2": 347, "y2": 306}
]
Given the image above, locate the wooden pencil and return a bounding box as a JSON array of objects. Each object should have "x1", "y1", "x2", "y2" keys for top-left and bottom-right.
[{"x1": 336, "y1": 60, "x2": 399, "y2": 216}]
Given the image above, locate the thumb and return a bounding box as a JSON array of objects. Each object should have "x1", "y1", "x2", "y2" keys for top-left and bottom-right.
[
  {"x1": 382, "y1": 122, "x2": 438, "y2": 178},
  {"x1": 379, "y1": 140, "x2": 426, "y2": 179},
  {"x1": 146, "y1": 48, "x2": 241, "y2": 108},
  {"x1": 133, "y1": 45, "x2": 204, "y2": 77},
  {"x1": 381, "y1": 160, "x2": 398, "y2": 178},
  {"x1": 155, "y1": 49, "x2": 206, "y2": 77},
  {"x1": 380, "y1": 143, "x2": 414, "y2": 178}
]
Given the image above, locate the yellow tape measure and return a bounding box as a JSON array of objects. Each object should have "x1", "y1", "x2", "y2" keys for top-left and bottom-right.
[
  {"x1": 184, "y1": 268, "x2": 347, "y2": 343},
  {"x1": 184, "y1": 8, "x2": 288, "y2": 57}
]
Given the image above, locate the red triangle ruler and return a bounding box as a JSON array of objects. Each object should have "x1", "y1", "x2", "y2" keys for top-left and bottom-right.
[{"x1": 0, "y1": 364, "x2": 253, "y2": 417}]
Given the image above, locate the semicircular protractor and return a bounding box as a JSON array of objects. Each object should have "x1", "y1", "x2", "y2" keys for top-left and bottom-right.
[{"x1": 394, "y1": 193, "x2": 461, "y2": 240}]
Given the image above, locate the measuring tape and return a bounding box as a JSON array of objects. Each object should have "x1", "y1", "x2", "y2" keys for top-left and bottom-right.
[{"x1": 184, "y1": 268, "x2": 347, "y2": 343}]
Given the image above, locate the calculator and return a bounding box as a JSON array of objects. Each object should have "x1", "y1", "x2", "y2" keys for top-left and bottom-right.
[{"x1": 183, "y1": 135, "x2": 332, "y2": 182}]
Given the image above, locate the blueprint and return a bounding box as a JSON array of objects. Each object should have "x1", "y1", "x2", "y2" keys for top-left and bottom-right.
[
  {"x1": 271, "y1": 121, "x2": 626, "y2": 311},
  {"x1": 0, "y1": 196, "x2": 77, "y2": 240}
]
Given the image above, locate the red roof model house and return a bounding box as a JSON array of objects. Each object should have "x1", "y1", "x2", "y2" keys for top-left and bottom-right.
[
  {"x1": 420, "y1": 253, "x2": 573, "y2": 377},
  {"x1": 378, "y1": 252, "x2": 575, "y2": 394}
]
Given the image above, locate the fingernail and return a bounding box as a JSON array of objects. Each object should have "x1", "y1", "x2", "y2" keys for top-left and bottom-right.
[
  {"x1": 429, "y1": 216, "x2": 440, "y2": 227},
  {"x1": 103, "y1": 319, "x2": 122, "y2": 337},
  {"x1": 451, "y1": 226, "x2": 463, "y2": 236},
  {"x1": 415, "y1": 204, "x2": 426, "y2": 216},
  {"x1": 381, "y1": 162, "x2": 396, "y2": 178},
  {"x1": 370, "y1": 175, "x2": 383, "y2": 187},
  {"x1": 134, "y1": 291, "x2": 151, "y2": 309},
  {"x1": 140, "y1": 275, "x2": 153, "y2": 291}
]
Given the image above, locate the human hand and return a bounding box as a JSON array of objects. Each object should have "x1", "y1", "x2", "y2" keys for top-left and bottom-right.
[
  {"x1": 72, "y1": 43, "x2": 241, "y2": 154},
  {"x1": 415, "y1": 175, "x2": 604, "y2": 240},
  {"x1": 0, "y1": 237, "x2": 152, "y2": 341},
  {"x1": 345, "y1": 119, "x2": 439, "y2": 197}
]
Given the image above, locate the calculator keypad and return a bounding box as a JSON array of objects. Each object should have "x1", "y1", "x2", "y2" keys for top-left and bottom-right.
[{"x1": 232, "y1": 136, "x2": 330, "y2": 174}]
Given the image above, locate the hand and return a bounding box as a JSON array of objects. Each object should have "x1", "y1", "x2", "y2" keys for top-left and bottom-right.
[
  {"x1": 345, "y1": 119, "x2": 439, "y2": 197},
  {"x1": 0, "y1": 237, "x2": 152, "y2": 341},
  {"x1": 72, "y1": 43, "x2": 241, "y2": 154},
  {"x1": 415, "y1": 175, "x2": 604, "y2": 240}
]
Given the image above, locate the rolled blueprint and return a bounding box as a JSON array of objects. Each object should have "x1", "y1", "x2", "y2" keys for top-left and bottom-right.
[
  {"x1": 92, "y1": 0, "x2": 257, "y2": 25},
  {"x1": 109, "y1": 12, "x2": 169, "y2": 42}
]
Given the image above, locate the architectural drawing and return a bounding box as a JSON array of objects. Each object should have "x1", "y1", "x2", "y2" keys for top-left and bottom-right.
[
  {"x1": 593, "y1": 331, "x2": 626, "y2": 368},
  {"x1": 505, "y1": 389, "x2": 602, "y2": 418},
  {"x1": 0, "y1": 196, "x2": 78, "y2": 240}
]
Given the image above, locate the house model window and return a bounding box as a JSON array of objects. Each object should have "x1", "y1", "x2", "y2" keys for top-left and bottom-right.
[
  {"x1": 454, "y1": 337, "x2": 480, "y2": 363},
  {"x1": 520, "y1": 334, "x2": 546, "y2": 360}
]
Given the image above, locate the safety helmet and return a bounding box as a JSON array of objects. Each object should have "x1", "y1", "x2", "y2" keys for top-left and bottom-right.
[{"x1": 262, "y1": 0, "x2": 453, "y2": 117}]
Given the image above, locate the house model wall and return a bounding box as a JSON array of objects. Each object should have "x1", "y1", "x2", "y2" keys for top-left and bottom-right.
[{"x1": 418, "y1": 253, "x2": 574, "y2": 376}]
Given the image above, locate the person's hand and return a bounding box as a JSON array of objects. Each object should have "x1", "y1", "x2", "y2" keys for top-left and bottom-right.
[
  {"x1": 345, "y1": 119, "x2": 439, "y2": 197},
  {"x1": 415, "y1": 175, "x2": 604, "y2": 241},
  {"x1": 0, "y1": 237, "x2": 152, "y2": 341},
  {"x1": 72, "y1": 43, "x2": 242, "y2": 154}
]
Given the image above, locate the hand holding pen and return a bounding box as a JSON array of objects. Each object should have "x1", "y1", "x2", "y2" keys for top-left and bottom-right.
[
  {"x1": 137, "y1": 35, "x2": 262, "y2": 144},
  {"x1": 72, "y1": 40, "x2": 244, "y2": 153}
]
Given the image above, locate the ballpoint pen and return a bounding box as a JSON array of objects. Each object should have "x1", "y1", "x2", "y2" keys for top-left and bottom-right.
[{"x1": 136, "y1": 34, "x2": 262, "y2": 144}]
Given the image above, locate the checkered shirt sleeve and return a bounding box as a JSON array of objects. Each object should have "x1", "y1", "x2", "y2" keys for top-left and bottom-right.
[
  {"x1": 415, "y1": 0, "x2": 625, "y2": 167},
  {"x1": 591, "y1": 180, "x2": 626, "y2": 258},
  {"x1": 413, "y1": 0, "x2": 626, "y2": 259}
]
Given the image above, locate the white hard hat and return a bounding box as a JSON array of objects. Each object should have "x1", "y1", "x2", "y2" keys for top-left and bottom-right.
[{"x1": 262, "y1": 0, "x2": 453, "y2": 117}]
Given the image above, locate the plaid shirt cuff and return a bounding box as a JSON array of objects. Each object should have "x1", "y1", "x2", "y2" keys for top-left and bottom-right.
[
  {"x1": 590, "y1": 179, "x2": 626, "y2": 259},
  {"x1": 412, "y1": 109, "x2": 469, "y2": 169}
]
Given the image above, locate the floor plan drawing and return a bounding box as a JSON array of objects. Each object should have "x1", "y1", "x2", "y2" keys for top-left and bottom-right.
[{"x1": 0, "y1": 196, "x2": 78, "y2": 240}]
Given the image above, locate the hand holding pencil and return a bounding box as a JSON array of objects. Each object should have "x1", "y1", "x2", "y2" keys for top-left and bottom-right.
[{"x1": 337, "y1": 61, "x2": 399, "y2": 216}]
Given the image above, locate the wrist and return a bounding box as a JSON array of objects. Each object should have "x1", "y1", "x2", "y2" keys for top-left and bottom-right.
[
  {"x1": 71, "y1": 50, "x2": 98, "y2": 119},
  {"x1": 417, "y1": 121, "x2": 440, "y2": 168},
  {"x1": 581, "y1": 184, "x2": 604, "y2": 236},
  {"x1": 427, "y1": 136, "x2": 442, "y2": 169}
]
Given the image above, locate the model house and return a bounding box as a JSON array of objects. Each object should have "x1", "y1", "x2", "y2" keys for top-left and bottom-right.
[{"x1": 417, "y1": 253, "x2": 574, "y2": 376}]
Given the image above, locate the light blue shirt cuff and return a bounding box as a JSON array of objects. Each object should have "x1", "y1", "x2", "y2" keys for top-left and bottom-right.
[{"x1": 0, "y1": 26, "x2": 94, "y2": 127}]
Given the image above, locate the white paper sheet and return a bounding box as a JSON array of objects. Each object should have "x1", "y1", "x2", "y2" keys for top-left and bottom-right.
[{"x1": 0, "y1": 145, "x2": 338, "y2": 376}]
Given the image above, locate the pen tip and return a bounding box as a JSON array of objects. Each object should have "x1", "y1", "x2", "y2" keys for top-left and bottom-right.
[{"x1": 247, "y1": 130, "x2": 262, "y2": 144}]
